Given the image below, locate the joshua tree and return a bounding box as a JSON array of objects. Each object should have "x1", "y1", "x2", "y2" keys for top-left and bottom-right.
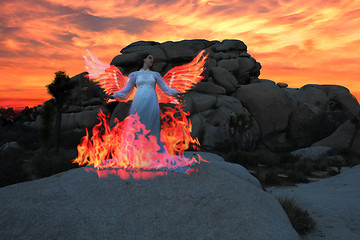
[
  {"x1": 46, "y1": 71, "x2": 74, "y2": 154},
  {"x1": 229, "y1": 112, "x2": 254, "y2": 151}
]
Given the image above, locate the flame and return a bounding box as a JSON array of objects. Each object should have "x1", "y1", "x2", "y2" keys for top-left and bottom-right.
[
  {"x1": 157, "y1": 50, "x2": 208, "y2": 104},
  {"x1": 73, "y1": 104, "x2": 207, "y2": 177}
]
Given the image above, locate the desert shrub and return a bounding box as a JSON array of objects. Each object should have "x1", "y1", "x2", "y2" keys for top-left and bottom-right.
[
  {"x1": 255, "y1": 169, "x2": 279, "y2": 185},
  {"x1": 294, "y1": 158, "x2": 313, "y2": 175},
  {"x1": 327, "y1": 155, "x2": 346, "y2": 173},
  {"x1": 287, "y1": 170, "x2": 308, "y2": 183},
  {"x1": 346, "y1": 157, "x2": 360, "y2": 167},
  {"x1": 225, "y1": 150, "x2": 254, "y2": 166},
  {"x1": 0, "y1": 123, "x2": 39, "y2": 151},
  {"x1": 0, "y1": 148, "x2": 28, "y2": 187},
  {"x1": 277, "y1": 196, "x2": 316, "y2": 235},
  {"x1": 214, "y1": 140, "x2": 232, "y2": 153},
  {"x1": 278, "y1": 152, "x2": 301, "y2": 170},
  {"x1": 327, "y1": 168, "x2": 339, "y2": 176},
  {"x1": 253, "y1": 150, "x2": 282, "y2": 167},
  {"x1": 32, "y1": 148, "x2": 78, "y2": 178},
  {"x1": 60, "y1": 129, "x2": 87, "y2": 149},
  {"x1": 312, "y1": 155, "x2": 330, "y2": 171}
]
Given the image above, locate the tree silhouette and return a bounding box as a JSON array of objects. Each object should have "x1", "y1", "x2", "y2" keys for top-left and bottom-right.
[{"x1": 46, "y1": 71, "x2": 74, "y2": 154}]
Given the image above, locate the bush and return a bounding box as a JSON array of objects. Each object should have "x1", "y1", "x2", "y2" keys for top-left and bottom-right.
[
  {"x1": 327, "y1": 155, "x2": 346, "y2": 173},
  {"x1": 253, "y1": 150, "x2": 281, "y2": 167},
  {"x1": 32, "y1": 148, "x2": 78, "y2": 178},
  {"x1": 294, "y1": 158, "x2": 313, "y2": 175},
  {"x1": 287, "y1": 170, "x2": 308, "y2": 183},
  {"x1": 0, "y1": 148, "x2": 28, "y2": 188},
  {"x1": 225, "y1": 150, "x2": 254, "y2": 166},
  {"x1": 277, "y1": 196, "x2": 316, "y2": 235},
  {"x1": 255, "y1": 169, "x2": 279, "y2": 185}
]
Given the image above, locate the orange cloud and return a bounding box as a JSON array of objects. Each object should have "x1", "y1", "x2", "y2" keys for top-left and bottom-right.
[{"x1": 0, "y1": 0, "x2": 359, "y2": 108}]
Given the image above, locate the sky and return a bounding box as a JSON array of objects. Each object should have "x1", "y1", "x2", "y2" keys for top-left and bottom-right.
[{"x1": 0, "y1": 0, "x2": 359, "y2": 110}]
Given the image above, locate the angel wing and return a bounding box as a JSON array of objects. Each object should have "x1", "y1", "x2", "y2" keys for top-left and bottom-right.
[
  {"x1": 83, "y1": 50, "x2": 135, "y2": 102},
  {"x1": 157, "y1": 50, "x2": 208, "y2": 104}
]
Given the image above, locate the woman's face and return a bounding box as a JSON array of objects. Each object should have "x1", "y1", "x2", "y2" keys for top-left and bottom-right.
[{"x1": 144, "y1": 55, "x2": 154, "y2": 67}]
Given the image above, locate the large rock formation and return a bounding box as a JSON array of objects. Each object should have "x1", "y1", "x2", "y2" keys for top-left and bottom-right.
[
  {"x1": 35, "y1": 39, "x2": 360, "y2": 155},
  {"x1": 0, "y1": 152, "x2": 301, "y2": 240}
]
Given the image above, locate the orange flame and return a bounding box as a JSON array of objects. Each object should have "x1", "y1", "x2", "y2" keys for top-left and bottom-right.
[{"x1": 73, "y1": 104, "x2": 207, "y2": 177}]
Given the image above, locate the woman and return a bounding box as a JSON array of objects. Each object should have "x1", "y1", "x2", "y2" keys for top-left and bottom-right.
[
  {"x1": 109, "y1": 53, "x2": 179, "y2": 152},
  {"x1": 74, "y1": 50, "x2": 206, "y2": 173}
]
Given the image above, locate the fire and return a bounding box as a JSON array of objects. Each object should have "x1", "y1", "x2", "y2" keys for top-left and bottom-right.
[
  {"x1": 76, "y1": 50, "x2": 209, "y2": 178},
  {"x1": 73, "y1": 103, "x2": 207, "y2": 178}
]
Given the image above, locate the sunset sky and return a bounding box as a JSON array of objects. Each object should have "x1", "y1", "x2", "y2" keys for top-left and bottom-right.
[{"x1": 1, "y1": 0, "x2": 359, "y2": 110}]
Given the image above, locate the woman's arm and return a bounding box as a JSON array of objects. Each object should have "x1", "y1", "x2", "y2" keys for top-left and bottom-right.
[
  {"x1": 113, "y1": 72, "x2": 136, "y2": 99},
  {"x1": 155, "y1": 72, "x2": 179, "y2": 96}
]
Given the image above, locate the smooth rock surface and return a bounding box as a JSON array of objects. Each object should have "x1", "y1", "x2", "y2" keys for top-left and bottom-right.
[
  {"x1": 233, "y1": 82, "x2": 292, "y2": 136},
  {"x1": 0, "y1": 152, "x2": 300, "y2": 240},
  {"x1": 312, "y1": 120, "x2": 360, "y2": 155},
  {"x1": 291, "y1": 146, "x2": 333, "y2": 161},
  {"x1": 267, "y1": 165, "x2": 360, "y2": 240}
]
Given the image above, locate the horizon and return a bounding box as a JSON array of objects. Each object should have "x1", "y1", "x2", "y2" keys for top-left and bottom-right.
[{"x1": 1, "y1": 0, "x2": 359, "y2": 109}]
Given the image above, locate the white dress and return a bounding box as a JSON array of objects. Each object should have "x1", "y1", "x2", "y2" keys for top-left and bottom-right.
[{"x1": 113, "y1": 69, "x2": 178, "y2": 149}]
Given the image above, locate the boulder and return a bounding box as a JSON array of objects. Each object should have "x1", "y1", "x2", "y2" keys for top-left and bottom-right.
[
  {"x1": 312, "y1": 120, "x2": 360, "y2": 154},
  {"x1": 65, "y1": 105, "x2": 84, "y2": 113},
  {"x1": 179, "y1": 39, "x2": 208, "y2": 52},
  {"x1": 61, "y1": 107, "x2": 108, "y2": 130},
  {"x1": 111, "y1": 52, "x2": 142, "y2": 66},
  {"x1": 215, "y1": 95, "x2": 246, "y2": 114},
  {"x1": 202, "y1": 123, "x2": 222, "y2": 148},
  {"x1": 110, "y1": 102, "x2": 132, "y2": 128},
  {"x1": 120, "y1": 41, "x2": 160, "y2": 53},
  {"x1": 238, "y1": 57, "x2": 256, "y2": 75},
  {"x1": 215, "y1": 39, "x2": 247, "y2": 52},
  {"x1": 0, "y1": 142, "x2": 20, "y2": 153},
  {"x1": 291, "y1": 146, "x2": 333, "y2": 161},
  {"x1": 330, "y1": 93, "x2": 360, "y2": 116},
  {"x1": 232, "y1": 82, "x2": 292, "y2": 136},
  {"x1": 161, "y1": 41, "x2": 195, "y2": 61},
  {"x1": 288, "y1": 103, "x2": 353, "y2": 148},
  {"x1": 182, "y1": 92, "x2": 217, "y2": 114},
  {"x1": 293, "y1": 85, "x2": 329, "y2": 111},
  {"x1": 277, "y1": 82, "x2": 288, "y2": 88},
  {"x1": 217, "y1": 59, "x2": 239, "y2": 72},
  {"x1": 0, "y1": 152, "x2": 300, "y2": 240},
  {"x1": 189, "y1": 112, "x2": 205, "y2": 138},
  {"x1": 210, "y1": 67, "x2": 238, "y2": 93},
  {"x1": 120, "y1": 45, "x2": 167, "y2": 61},
  {"x1": 192, "y1": 82, "x2": 226, "y2": 95}
]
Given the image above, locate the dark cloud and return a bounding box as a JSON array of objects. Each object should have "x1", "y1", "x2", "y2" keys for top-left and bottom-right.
[
  {"x1": 0, "y1": 88, "x2": 24, "y2": 92},
  {"x1": 0, "y1": 27, "x2": 21, "y2": 35},
  {"x1": 257, "y1": 6, "x2": 270, "y2": 13},
  {"x1": 65, "y1": 12, "x2": 155, "y2": 34}
]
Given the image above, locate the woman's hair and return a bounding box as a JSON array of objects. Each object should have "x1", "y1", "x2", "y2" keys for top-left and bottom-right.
[{"x1": 137, "y1": 52, "x2": 151, "y2": 70}]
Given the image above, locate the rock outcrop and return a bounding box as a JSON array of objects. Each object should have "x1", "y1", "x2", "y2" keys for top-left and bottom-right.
[
  {"x1": 35, "y1": 39, "x2": 360, "y2": 155},
  {"x1": 268, "y1": 165, "x2": 360, "y2": 240},
  {"x1": 0, "y1": 152, "x2": 301, "y2": 240}
]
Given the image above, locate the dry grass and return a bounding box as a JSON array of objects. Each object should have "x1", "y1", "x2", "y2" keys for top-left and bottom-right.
[{"x1": 277, "y1": 196, "x2": 316, "y2": 235}]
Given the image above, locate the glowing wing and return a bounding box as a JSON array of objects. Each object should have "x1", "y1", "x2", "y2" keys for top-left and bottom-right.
[
  {"x1": 157, "y1": 50, "x2": 208, "y2": 104},
  {"x1": 83, "y1": 50, "x2": 135, "y2": 102}
]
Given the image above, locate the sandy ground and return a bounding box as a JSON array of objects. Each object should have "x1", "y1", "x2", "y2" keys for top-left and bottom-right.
[{"x1": 266, "y1": 165, "x2": 360, "y2": 240}]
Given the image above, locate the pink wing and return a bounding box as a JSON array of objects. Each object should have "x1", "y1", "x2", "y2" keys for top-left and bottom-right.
[
  {"x1": 157, "y1": 50, "x2": 208, "y2": 104},
  {"x1": 83, "y1": 50, "x2": 135, "y2": 102}
]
